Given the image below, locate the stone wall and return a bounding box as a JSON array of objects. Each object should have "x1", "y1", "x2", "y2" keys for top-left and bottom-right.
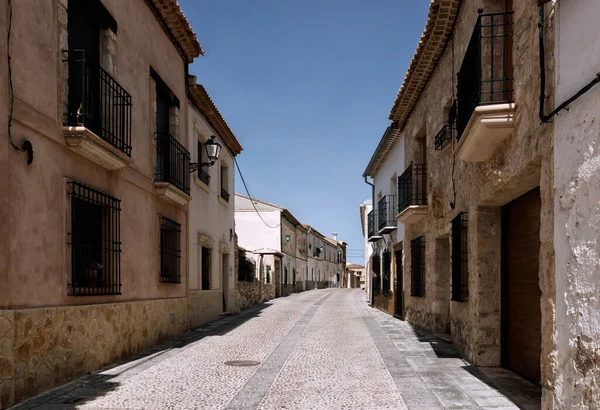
[
  {"x1": 282, "y1": 284, "x2": 295, "y2": 297},
  {"x1": 263, "y1": 284, "x2": 275, "y2": 302},
  {"x1": 394, "y1": 0, "x2": 555, "y2": 405},
  {"x1": 236, "y1": 282, "x2": 261, "y2": 310},
  {"x1": 0, "y1": 298, "x2": 189, "y2": 409},
  {"x1": 189, "y1": 290, "x2": 223, "y2": 329},
  {"x1": 373, "y1": 293, "x2": 395, "y2": 316}
]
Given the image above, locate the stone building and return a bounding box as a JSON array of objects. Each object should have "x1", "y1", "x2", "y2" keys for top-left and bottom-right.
[
  {"x1": 0, "y1": 0, "x2": 201, "y2": 407},
  {"x1": 363, "y1": 125, "x2": 406, "y2": 316},
  {"x1": 553, "y1": 0, "x2": 600, "y2": 407},
  {"x1": 364, "y1": 0, "x2": 559, "y2": 407},
  {"x1": 187, "y1": 77, "x2": 243, "y2": 328}
]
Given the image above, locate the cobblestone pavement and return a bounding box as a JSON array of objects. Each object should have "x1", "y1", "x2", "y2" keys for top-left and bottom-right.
[{"x1": 11, "y1": 289, "x2": 541, "y2": 410}]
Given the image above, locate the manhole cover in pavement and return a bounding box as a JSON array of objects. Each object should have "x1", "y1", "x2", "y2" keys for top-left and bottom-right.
[{"x1": 224, "y1": 360, "x2": 261, "y2": 367}]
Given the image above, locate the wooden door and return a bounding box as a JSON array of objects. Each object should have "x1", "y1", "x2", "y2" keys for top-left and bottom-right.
[{"x1": 502, "y1": 188, "x2": 542, "y2": 383}]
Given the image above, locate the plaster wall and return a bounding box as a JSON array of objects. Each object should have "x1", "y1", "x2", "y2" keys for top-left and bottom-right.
[
  {"x1": 234, "y1": 208, "x2": 281, "y2": 252},
  {"x1": 393, "y1": 0, "x2": 555, "y2": 405},
  {"x1": 0, "y1": 0, "x2": 189, "y2": 310},
  {"x1": 554, "y1": 0, "x2": 600, "y2": 407},
  {"x1": 187, "y1": 102, "x2": 236, "y2": 317}
]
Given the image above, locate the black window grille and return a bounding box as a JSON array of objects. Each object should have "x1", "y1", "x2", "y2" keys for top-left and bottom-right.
[
  {"x1": 155, "y1": 132, "x2": 191, "y2": 195},
  {"x1": 159, "y1": 217, "x2": 181, "y2": 283},
  {"x1": 201, "y1": 247, "x2": 211, "y2": 290},
  {"x1": 456, "y1": 11, "x2": 514, "y2": 140},
  {"x1": 410, "y1": 237, "x2": 426, "y2": 297},
  {"x1": 65, "y1": 50, "x2": 133, "y2": 156},
  {"x1": 451, "y1": 212, "x2": 469, "y2": 301},
  {"x1": 197, "y1": 141, "x2": 211, "y2": 185},
  {"x1": 378, "y1": 195, "x2": 398, "y2": 231},
  {"x1": 367, "y1": 210, "x2": 376, "y2": 238},
  {"x1": 68, "y1": 181, "x2": 122, "y2": 296},
  {"x1": 382, "y1": 250, "x2": 391, "y2": 296},
  {"x1": 398, "y1": 163, "x2": 428, "y2": 214},
  {"x1": 434, "y1": 125, "x2": 453, "y2": 150}
]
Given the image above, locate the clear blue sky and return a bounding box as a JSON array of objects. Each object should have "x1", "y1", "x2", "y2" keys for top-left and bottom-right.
[{"x1": 179, "y1": 1, "x2": 430, "y2": 264}]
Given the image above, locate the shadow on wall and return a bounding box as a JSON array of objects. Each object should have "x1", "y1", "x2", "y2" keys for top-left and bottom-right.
[{"x1": 9, "y1": 302, "x2": 273, "y2": 410}]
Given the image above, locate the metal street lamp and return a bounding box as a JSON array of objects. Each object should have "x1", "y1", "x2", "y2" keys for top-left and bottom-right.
[{"x1": 190, "y1": 135, "x2": 223, "y2": 173}]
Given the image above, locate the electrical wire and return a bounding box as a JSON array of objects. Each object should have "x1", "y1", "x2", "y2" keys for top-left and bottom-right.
[
  {"x1": 234, "y1": 156, "x2": 281, "y2": 229},
  {"x1": 7, "y1": 0, "x2": 23, "y2": 152}
]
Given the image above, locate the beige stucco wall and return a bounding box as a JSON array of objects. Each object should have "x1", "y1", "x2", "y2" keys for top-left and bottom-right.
[
  {"x1": 396, "y1": 0, "x2": 555, "y2": 406},
  {"x1": 0, "y1": 0, "x2": 193, "y2": 407},
  {"x1": 0, "y1": 0, "x2": 190, "y2": 309}
]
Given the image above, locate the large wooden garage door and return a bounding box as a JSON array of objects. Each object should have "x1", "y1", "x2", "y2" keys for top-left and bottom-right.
[{"x1": 502, "y1": 188, "x2": 542, "y2": 383}]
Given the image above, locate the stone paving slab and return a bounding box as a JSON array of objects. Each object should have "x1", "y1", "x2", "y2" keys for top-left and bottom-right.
[{"x1": 10, "y1": 289, "x2": 541, "y2": 410}]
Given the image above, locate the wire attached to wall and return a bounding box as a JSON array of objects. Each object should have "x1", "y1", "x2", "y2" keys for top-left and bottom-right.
[
  {"x1": 7, "y1": 0, "x2": 33, "y2": 165},
  {"x1": 234, "y1": 156, "x2": 281, "y2": 229}
]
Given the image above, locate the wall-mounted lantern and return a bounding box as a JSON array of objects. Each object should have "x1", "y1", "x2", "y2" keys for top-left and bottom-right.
[
  {"x1": 285, "y1": 234, "x2": 291, "y2": 242},
  {"x1": 190, "y1": 135, "x2": 223, "y2": 173}
]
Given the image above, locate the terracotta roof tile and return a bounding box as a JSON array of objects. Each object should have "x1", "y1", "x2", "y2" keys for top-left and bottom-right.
[{"x1": 145, "y1": 0, "x2": 203, "y2": 62}]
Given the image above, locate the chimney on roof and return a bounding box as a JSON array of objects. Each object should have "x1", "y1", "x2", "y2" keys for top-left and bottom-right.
[{"x1": 333, "y1": 232, "x2": 338, "y2": 241}]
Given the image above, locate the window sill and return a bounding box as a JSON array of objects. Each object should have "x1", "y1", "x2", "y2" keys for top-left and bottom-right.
[
  {"x1": 193, "y1": 175, "x2": 210, "y2": 192},
  {"x1": 63, "y1": 126, "x2": 132, "y2": 171},
  {"x1": 219, "y1": 196, "x2": 230, "y2": 208}
]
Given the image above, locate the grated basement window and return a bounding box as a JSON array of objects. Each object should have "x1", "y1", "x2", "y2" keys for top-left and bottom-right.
[
  {"x1": 159, "y1": 216, "x2": 181, "y2": 283},
  {"x1": 68, "y1": 181, "x2": 122, "y2": 296},
  {"x1": 451, "y1": 212, "x2": 469, "y2": 301},
  {"x1": 410, "y1": 237, "x2": 426, "y2": 297}
]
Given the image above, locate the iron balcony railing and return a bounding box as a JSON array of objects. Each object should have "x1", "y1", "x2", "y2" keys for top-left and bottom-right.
[
  {"x1": 398, "y1": 163, "x2": 427, "y2": 214},
  {"x1": 221, "y1": 188, "x2": 230, "y2": 202},
  {"x1": 367, "y1": 210, "x2": 376, "y2": 238},
  {"x1": 378, "y1": 195, "x2": 397, "y2": 231},
  {"x1": 155, "y1": 132, "x2": 191, "y2": 195},
  {"x1": 456, "y1": 11, "x2": 514, "y2": 140},
  {"x1": 65, "y1": 50, "x2": 132, "y2": 156}
]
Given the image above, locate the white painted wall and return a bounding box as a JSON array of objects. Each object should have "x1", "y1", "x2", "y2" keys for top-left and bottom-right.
[
  {"x1": 554, "y1": 1, "x2": 600, "y2": 406},
  {"x1": 361, "y1": 200, "x2": 373, "y2": 296},
  {"x1": 235, "y1": 195, "x2": 282, "y2": 252},
  {"x1": 188, "y1": 102, "x2": 236, "y2": 292}
]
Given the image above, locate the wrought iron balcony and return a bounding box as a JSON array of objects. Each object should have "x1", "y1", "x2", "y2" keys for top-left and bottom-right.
[
  {"x1": 397, "y1": 163, "x2": 428, "y2": 224},
  {"x1": 378, "y1": 195, "x2": 397, "y2": 233},
  {"x1": 65, "y1": 50, "x2": 132, "y2": 158},
  {"x1": 367, "y1": 210, "x2": 381, "y2": 241},
  {"x1": 456, "y1": 11, "x2": 515, "y2": 161},
  {"x1": 155, "y1": 132, "x2": 191, "y2": 204}
]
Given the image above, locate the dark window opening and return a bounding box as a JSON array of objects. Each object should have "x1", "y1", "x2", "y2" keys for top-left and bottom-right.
[
  {"x1": 197, "y1": 140, "x2": 211, "y2": 185},
  {"x1": 221, "y1": 165, "x2": 230, "y2": 202},
  {"x1": 382, "y1": 249, "x2": 391, "y2": 296},
  {"x1": 410, "y1": 237, "x2": 426, "y2": 297},
  {"x1": 452, "y1": 212, "x2": 469, "y2": 301},
  {"x1": 159, "y1": 217, "x2": 181, "y2": 283},
  {"x1": 68, "y1": 181, "x2": 121, "y2": 296},
  {"x1": 201, "y1": 247, "x2": 211, "y2": 290},
  {"x1": 372, "y1": 254, "x2": 381, "y2": 296}
]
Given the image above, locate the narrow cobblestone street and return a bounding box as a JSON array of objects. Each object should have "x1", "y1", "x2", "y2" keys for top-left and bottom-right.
[{"x1": 12, "y1": 290, "x2": 541, "y2": 410}]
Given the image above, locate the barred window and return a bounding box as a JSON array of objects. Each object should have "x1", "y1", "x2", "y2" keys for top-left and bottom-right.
[
  {"x1": 451, "y1": 212, "x2": 469, "y2": 301},
  {"x1": 159, "y1": 217, "x2": 181, "y2": 283},
  {"x1": 372, "y1": 254, "x2": 381, "y2": 296},
  {"x1": 410, "y1": 237, "x2": 426, "y2": 297},
  {"x1": 201, "y1": 246, "x2": 211, "y2": 289},
  {"x1": 68, "y1": 181, "x2": 121, "y2": 296}
]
